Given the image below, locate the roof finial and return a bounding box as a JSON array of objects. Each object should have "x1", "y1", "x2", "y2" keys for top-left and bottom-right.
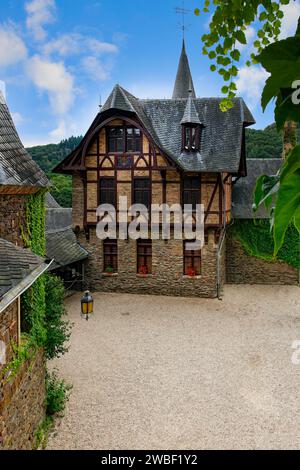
[{"x1": 175, "y1": 0, "x2": 190, "y2": 41}]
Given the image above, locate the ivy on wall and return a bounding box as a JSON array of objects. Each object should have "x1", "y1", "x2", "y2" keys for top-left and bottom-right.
[
  {"x1": 4, "y1": 190, "x2": 70, "y2": 377},
  {"x1": 229, "y1": 220, "x2": 300, "y2": 270}
]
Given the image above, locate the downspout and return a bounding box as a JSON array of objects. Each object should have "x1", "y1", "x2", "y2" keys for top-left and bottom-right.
[{"x1": 217, "y1": 175, "x2": 232, "y2": 300}]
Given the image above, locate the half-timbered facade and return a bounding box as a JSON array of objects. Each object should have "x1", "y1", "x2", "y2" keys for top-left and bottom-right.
[{"x1": 54, "y1": 41, "x2": 255, "y2": 298}]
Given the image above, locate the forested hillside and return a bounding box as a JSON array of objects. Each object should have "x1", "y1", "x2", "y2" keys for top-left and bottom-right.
[
  {"x1": 27, "y1": 136, "x2": 82, "y2": 207},
  {"x1": 27, "y1": 125, "x2": 296, "y2": 207}
]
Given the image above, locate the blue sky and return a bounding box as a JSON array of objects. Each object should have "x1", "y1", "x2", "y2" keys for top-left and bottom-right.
[{"x1": 0, "y1": 0, "x2": 299, "y2": 146}]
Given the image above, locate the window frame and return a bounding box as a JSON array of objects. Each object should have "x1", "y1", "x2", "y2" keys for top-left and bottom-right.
[
  {"x1": 183, "y1": 241, "x2": 201, "y2": 276},
  {"x1": 107, "y1": 125, "x2": 142, "y2": 154},
  {"x1": 99, "y1": 177, "x2": 116, "y2": 207},
  {"x1": 103, "y1": 239, "x2": 118, "y2": 273},
  {"x1": 133, "y1": 177, "x2": 151, "y2": 210},
  {"x1": 182, "y1": 176, "x2": 201, "y2": 211},
  {"x1": 182, "y1": 124, "x2": 202, "y2": 152},
  {"x1": 137, "y1": 239, "x2": 152, "y2": 275}
]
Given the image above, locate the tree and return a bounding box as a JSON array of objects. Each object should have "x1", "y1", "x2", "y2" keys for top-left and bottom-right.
[{"x1": 195, "y1": 1, "x2": 300, "y2": 255}]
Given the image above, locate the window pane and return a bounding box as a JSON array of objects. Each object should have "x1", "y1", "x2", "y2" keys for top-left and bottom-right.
[
  {"x1": 126, "y1": 127, "x2": 141, "y2": 153},
  {"x1": 184, "y1": 242, "x2": 201, "y2": 275},
  {"x1": 100, "y1": 178, "x2": 115, "y2": 206},
  {"x1": 137, "y1": 240, "x2": 152, "y2": 274},
  {"x1": 108, "y1": 127, "x2": 124, "y2": 152},
  {"x1": 103, "y1": 239, "x2": 118, "y2": 272},
  {"x1": 134, "y1": 179, "x2": 150, "y2": 208}
]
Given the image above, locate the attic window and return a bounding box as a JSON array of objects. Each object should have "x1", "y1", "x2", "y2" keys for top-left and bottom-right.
[
  {"x1": 183, "y1": 125, "x2": 201, "y2": 152},
  {"x1": 107, "y1": 126, "x2": 141, "y2": 153}
]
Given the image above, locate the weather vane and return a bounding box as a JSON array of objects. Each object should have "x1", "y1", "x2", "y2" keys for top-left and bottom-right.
[{"x1": 175, "y1": 0, "x2": 191, "y2": 40}]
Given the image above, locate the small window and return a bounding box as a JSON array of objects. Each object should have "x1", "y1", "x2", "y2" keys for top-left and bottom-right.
[
  {"x1": 126, "y1": 128, "x2": 141, "y2": 153},
  {"x1": 183, "y1": 125, "x2": 201, "y2": 152},
  {"x1": 133, "y1": 178, "x2": 150, "y2": 209},
  {"x1": 107, "y1": 126, "x2": 141, "y2": 153},
  {"x1": 116, "y1": 155, "x2": 133, "y2": 169},
  {"x1": 100, "y1": 178, "x2": 116, "y2": 206},
  {"x1": 137, "y1": 239, "x2": 152, "y2": 274},
  {"x1": 108, "y1": 127, "x2": 124, "y2": 153},
  {"x1": 182, "y1": 177, "x2": 200, "y2": 210},
  {"x1": 184, "y1": 241, "x2": 201, "y2": 276},
  {"x1": 103, "y1": 239, "x2": 118, "y2": 273}
]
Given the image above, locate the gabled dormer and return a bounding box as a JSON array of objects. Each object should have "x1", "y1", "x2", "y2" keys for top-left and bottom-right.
[{"x1": 181, "y1": 90, "x2": 204, "y2": 152}]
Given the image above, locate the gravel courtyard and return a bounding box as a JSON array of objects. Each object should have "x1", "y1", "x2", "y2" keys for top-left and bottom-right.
[{"x1": 47, "y1": 285, "x2": 300, "y2": 450}]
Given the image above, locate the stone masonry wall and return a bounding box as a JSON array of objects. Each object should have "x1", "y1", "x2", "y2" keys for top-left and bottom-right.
[
  {"x1": 0, "y1": 350, "x2": 45, "y2": 450},
  {"x1": 78, "y1": 228, "x2": 221, "y2": 298},
  {"x1": 226, "y1": 235, "x2": 299, "y2": 285},
  {"x1": 0, "y1": 194, "x2": 27, "y2": 246},
  {"x1": 0, "y1": 300, "x2": 46, "y2": 450}
]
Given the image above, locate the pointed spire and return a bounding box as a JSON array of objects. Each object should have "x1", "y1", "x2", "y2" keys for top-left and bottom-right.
[
  {"x1": 172, "y1": 40, "x2": 196, "y2": 99},
  {"x1": 181, "y1": 89, "x2": 201, "y2": 125}
]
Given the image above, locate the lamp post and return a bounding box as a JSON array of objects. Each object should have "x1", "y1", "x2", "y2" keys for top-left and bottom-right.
[{"x1": 81, "y1": 291, "x2": 94, "y2": 321}]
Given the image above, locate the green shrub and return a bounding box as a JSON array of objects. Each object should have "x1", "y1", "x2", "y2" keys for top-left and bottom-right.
[
  {"x1": 230, "y1": 220, "x2": 300, "y2": 270},
  {"x1": 46, "y1": 370, "x2": 72, "y2": 417},
  {"x1": 44, "y1": 274, "x2": 72, "y2": 360}
]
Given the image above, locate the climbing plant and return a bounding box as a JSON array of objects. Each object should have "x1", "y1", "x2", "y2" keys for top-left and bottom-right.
[
  {"x1": 195, "y1": 1, "x2": 300, "y2": 256},
  {"x1": 229, "y1": 220, "x2": 300, "y2": 269},
  {"x1": 4, "y1": 190, "x2": 71, "y2": 377}
]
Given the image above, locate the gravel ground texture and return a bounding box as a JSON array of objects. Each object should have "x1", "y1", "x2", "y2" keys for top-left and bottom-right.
[{"x1": 47, "y1": 285, "x2": 300, "y2": 450}]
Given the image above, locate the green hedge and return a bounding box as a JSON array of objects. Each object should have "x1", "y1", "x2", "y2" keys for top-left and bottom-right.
[{"x1": 229, "y1": 219, "x2": 300, "y2": 270}]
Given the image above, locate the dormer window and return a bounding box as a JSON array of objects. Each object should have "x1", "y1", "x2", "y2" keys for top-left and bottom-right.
[
  {"x1": 180, "y1": 90, "x2": 203, "y2": 153},
  {"x1": 183, "y1": 124, "x2": 201, "y2": 152}
]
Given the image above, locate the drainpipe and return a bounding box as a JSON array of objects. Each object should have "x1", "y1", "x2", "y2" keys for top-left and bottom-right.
[{"x1": 216, "y1": 175, "x2": 233, "y2": 300}]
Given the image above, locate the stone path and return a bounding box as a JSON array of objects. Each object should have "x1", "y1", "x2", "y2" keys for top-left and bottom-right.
[{"x1": 47, "y1": 285, "x2": 300, "y2": 450}]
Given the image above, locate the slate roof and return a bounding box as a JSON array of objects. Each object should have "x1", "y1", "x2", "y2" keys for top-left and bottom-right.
[
  {"x1": 232, "y1": 158, "x2": 282, "y2": 219},
  {"x1": 0, "y1": 91, "x2": 49, "y2": 188},
  {"x1": 172, "y1": 40, "x2": 196, "y2": 99},
  {"x1": 46, "y1": 205, "x2": 88, "y2": 270},
  {"x1": 54, "y1": 44, "x2": 255, "y2": 175},
  {"x1": 0, "y1": 238, "x2": 50, "y2": 311}
]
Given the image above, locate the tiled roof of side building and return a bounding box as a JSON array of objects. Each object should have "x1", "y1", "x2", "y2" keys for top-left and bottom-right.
[
  {"x1": 0, "y1": 91, "x2": 49, "y2": 188},
  {"x1": 0, "y1": 238, "x2": 50, "y2": 311},
  {"x1": 232, "y1": 158, "x2": 282, "y2": 219},
  {"x1": 45, "y1": 205, "x2": 89, "y2": 270}
]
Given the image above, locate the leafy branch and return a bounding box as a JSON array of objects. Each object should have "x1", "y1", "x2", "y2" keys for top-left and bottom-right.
[{"x1": 195, "y1": 0, "x2": 291, "y2": 111}]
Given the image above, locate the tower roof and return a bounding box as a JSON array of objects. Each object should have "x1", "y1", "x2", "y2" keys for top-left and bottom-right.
[
  {"x1": 181, "y1": 90, "x2": 202, "y2": 125},
  {"x1": 102, "y1": 84, "x2": 136, "y2": 113},
  {"x1": 0, "y1": 90, "x2": 49, "y2": 188},
  {"x1": 172, "y1": 40, "x2": 196, "y2": 99}
]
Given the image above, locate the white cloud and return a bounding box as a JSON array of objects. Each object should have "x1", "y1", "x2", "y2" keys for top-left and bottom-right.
[
  {"x1": 236, "y1": 26, "x2": 256, "y2": 52},
  {"x1": 129, "y1": 82, "x2": 173, "y2": 99},
  {"x1": 0, "y1": 80, "x2": 6, "y2": 97},
  {"x1": 49, "y1": 119, "x2": 67, "y2": 139},
  {"x1": 236, "y1": 65, "x2": 269, "y2": 109},
  {"x1": 25, "y1": 0, "x2": 56, "y2": 41},
  {"x1": 279, "y1": 1, "x2": 300, "y2": 39},
  {"x1": 43, "y1": 33, "x2": 118, "y2": 57},
  {"x1": 81, "y1": 56, "x2": 110, "y2": 81},
  {"x1": 26, "y1": 55, "x2": 74, "y2": 114},
  {"x1": 0, "y1": 26, "x2": 27, "y2": 67},
  {"x1": 11, "y1": 112, "x2": 24, "y2": 125}
]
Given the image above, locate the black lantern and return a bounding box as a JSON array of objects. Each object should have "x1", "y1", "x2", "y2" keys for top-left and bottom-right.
[{"x1": 81, "y1": 291, "x2": 94, "y2": 321}]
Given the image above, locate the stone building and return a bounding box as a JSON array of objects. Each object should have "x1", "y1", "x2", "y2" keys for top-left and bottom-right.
[
  {"x1": 54, "y1": 41, "x2": 255, "y2": 298},
  {"x1": 0, "y1": 90, "x2": 50, "y2": 449},
  {"x1": 55, "y1": 41, "x2": 298, "y2": 298}
]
